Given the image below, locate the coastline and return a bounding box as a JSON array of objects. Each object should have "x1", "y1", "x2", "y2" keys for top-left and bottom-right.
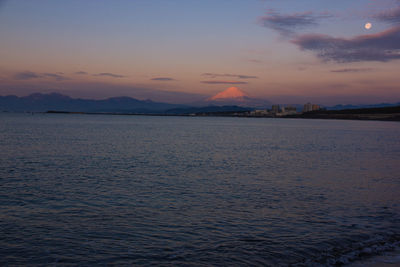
[
  {"x1": 42, "y1": 110, "x2": 400, "y2": 122},
  {"x1": 292, "y1": 113, "x2": 400, "y2": 121}
]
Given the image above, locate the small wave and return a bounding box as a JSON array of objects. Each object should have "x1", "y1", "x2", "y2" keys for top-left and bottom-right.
[{"x1": 294, "y1": 234, "x2": 400, "y2": 266}]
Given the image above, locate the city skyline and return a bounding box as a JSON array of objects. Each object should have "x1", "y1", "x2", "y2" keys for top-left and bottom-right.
[{"x1": 1, "y1": 0, "x2": 400, "y2": 105}]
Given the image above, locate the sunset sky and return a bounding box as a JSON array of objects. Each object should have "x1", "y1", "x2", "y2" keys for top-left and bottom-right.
[{"x1": 0, "y1": 0, "x2": 399, "y2": 105}]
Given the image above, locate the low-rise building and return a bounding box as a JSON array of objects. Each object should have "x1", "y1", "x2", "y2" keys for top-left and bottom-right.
[
  {"x1": 282, "y1": 105, "x2": 297, "y2": 115},
  {"x1": 250, "y1": 109, "x2": 270, "y2": 116},
  {"x1": 303, "y1": 103, "x2": 320, "y2": 113},
  {"x1": 271, "y1": 105, "x2": 280, "y2": 114}
]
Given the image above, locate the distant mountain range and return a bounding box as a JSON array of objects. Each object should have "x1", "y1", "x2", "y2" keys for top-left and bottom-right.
[
  {"x1": 0, "y1": 93, "x2": 253, "y2": 114},
  {"x1": 0, "y1": 88, "x2": 269, "y2": 114},
  {"x1": 0, "y1": 93, "x2": 185, "y2": 113},
  {"x1": 1, "y1": 92, "x2": 399, "y2": 114}
]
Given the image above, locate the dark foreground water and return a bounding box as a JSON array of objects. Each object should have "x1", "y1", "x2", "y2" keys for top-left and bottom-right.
[{"x1": 1, "y1": 113, "x2": 399, "y2": 266}]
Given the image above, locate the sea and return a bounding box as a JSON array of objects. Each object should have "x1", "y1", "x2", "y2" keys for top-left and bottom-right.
[{"x1": 1, "y1": 112, "x2": 399, "y2": 266}]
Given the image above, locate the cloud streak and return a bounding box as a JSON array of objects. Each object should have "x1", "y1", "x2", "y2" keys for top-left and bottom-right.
[
  {"x1": 75, "y1": 71, "x2": 88, "y2": 75},
  {"x1": 201, "y1": 80, "x2": 248, "y2": 85},
  {"x1": 151, "y1": 77, "x2": 175, "y2": 81},
  {"x1": 376, "y1": 6, "x2": 400, "y2": 24},
  {"x1": 43, "y1": 73, "x2": 69, "y2": 81},
  {"x1": 14, "y1": 71, "x2": 68, "y2": 81},
  {"x1": 14, "y1": 71, "x2": 41, "y2": 80},
  {"x1": 259, "y1": 10, "x2": 330, "y2": 36},
  {"x1": 202, "y1": 73, "x2": 258, "y2": 79},
  {"x1": 330, "y1": 68, "x2": 374, "y2": 73},
  {"x1": 292, "y1": 25, "x2": 400, "y2": 62},
  {"x1": 94, "y1": 72, "x2": 125, "y2": 78}
]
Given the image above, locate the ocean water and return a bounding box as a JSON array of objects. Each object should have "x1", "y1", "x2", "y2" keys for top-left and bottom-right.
[{"x1": 0, "y1": 113, "x2": 399, "y2": 266}]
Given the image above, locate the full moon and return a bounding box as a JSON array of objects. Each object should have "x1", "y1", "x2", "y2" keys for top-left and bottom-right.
[{"x1": 365, "y1": 22, "x2": 372, "y2": 30}]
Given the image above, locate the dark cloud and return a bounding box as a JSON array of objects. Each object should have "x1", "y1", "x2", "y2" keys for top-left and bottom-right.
[
  {"x1": 259, "y1": 11, "x2": 330, "y2": 36},
  {"x1": 94, "y1": 72, "x2": 125, "y2": 78},
  {"x1": 201, "y1": 81, "x2": 248, "y2": 85},
  {"x1": 331, "y1": 68, "x2": 374, "y2": 73},
  {"x1": 292, "y1": 26, "x2": 400, "y2": 62},
  {"x1": 43, "y1": 73, "x2": 69, "y2": 81},
  {"x1": 376, "y1": 6, "x2": 400, "y2": 24},
  {"x1": 202, "y1": 73, "x2": 258, "y2": 79},
  {"x1": 13, "y1": 71, "x2": 68, "y2": 81},
  {"x1": 151, "y1": 77, "x2": 175, "y2": 81},
  {"x1": 14, "y1": 71, "x2": 41, "y2": 80},
  {"x1": 75, "y1": 71, "x2": 88, "y2": 75}
]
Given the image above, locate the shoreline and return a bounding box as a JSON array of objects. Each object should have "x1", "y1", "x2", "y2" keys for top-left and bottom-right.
[
  {"x1": 2, "y1": 110, "x2": 400, "y2": 122},
  {"x1": 42, "y1": 110, "x2": 400, "y2": 122}
]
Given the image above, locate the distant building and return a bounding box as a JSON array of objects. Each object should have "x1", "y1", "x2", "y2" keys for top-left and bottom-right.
[
  {"x1": 271, "y1": 105, "x2": 280, "y2": 114},
  {"x1": 303, "y1": 103, "x2": 313, "y2": 112},
  {"x1": 274, "y1": 105, "x2": 298, "y2": 116},
  {"x1": 282, "y1": 105, "x2": 297, "y2": 115},
  {"x1": 303, "y1": 103, "x2": 320, "y2": 113},
  {"x1": 250, "y1": 109, "x2": 269, "y2": 116}
]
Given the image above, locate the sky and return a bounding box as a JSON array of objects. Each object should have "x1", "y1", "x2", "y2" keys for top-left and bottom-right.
[{"x1": 0, "y1": 0, "x2": 399, "y2": 105}]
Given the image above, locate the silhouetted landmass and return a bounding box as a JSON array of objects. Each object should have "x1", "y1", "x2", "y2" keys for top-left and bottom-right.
[
  {"x1": 165, "y1": 106, "x2": 251, "y2": 115},
  {"x1": 0, "y1": 93, "x2": 186, "y2": 113},
  {"x1": 327, "y1": 103, "x2": 400, "y2": 110},
  {"x1": 2, "y1": 92, "x2": 400, "y2": 121},
  {"x1": 295, "y1": 106, "x2": 400, "y2": 121},
  {"x1": 308, "y1": 106, "x2": 400, "y2": 114},
  {"x1": 0, "y1": 93, "x2": 254, "y2": 115},
  {"x1": 172, "y1": 105, "x2": 400, "y2": 121}
]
